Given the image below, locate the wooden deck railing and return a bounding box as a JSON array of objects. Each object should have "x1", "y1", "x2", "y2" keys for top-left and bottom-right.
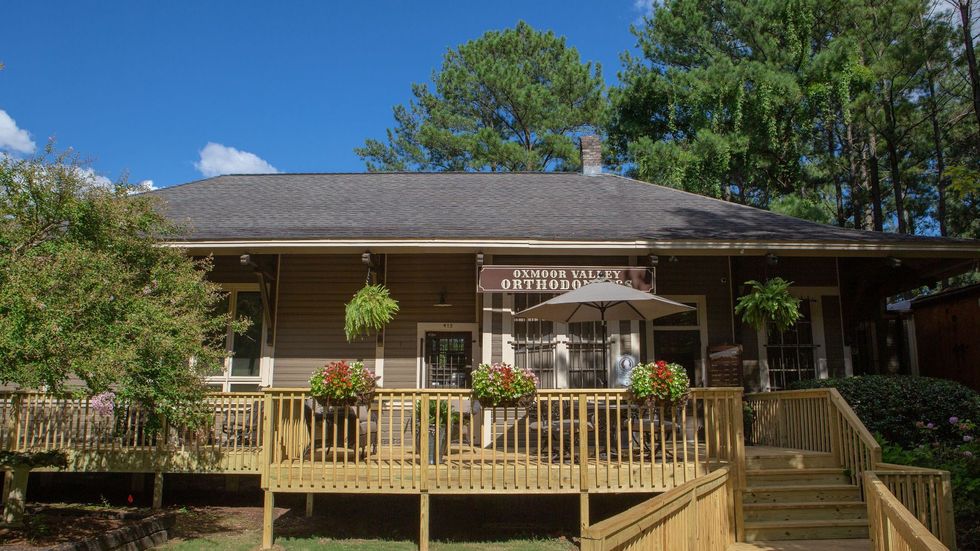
[
  {"x1": 865, "y1": 472, "x2": 950, "y2": 551},
  {"x1": 0, "y1": 391, "x2": 265, "y2": 473},
  {"x1": 263, "y1": 387, "x2": 745, "y2": 494},
  {"x1": 874, "y1": 465, "x2": 957, "y2": 550},
  {"x1": 748, "y1": 388, "x2": 881, "y2": 485},
  {"x1": 579, "y1": 466, "x2": 735, "y2": 551},
  {"x1": 748, "y1": 389, "x2": 957, "y2": 548}
]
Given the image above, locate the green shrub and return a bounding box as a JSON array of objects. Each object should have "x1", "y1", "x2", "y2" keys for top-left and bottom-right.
[{"x1": 790, "y1": 375, "x2": 980, "y2": 449}]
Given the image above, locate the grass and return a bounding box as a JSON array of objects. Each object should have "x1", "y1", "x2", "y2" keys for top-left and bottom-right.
[{"x1": 161, "y1": 534, "x2": 575, "y2": 551}]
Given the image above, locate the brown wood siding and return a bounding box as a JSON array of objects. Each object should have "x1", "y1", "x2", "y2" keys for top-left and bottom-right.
[
  {"x1": 382, "y1": 254, "x2": 477, "y2": 388},
  {"x1": 273, "y1": 255, "x2": 376, "y2": 387},
  {"x1": 656, "y1": 256, "x2": 734, "y2": 348},
  {"x1": 914, "y1": 291, "x2": 980, "y2": 391},
  {"x1": 203, "y1": 255, "x2": 258, "y2": 284}
]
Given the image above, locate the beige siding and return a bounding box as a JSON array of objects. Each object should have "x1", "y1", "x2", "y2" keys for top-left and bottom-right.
[
  {"x1": 382, "y1": 254, "x2": 477, "y2": 388},
  {"x1": 272, "y1": 255, "x2": 376, "y2": 387},
  {"x1": 204, "y1": 255, "x2": 260, "y2": 284},
  {"x1": 656, "y1": 256, "x2": 734, "y2": 347}
]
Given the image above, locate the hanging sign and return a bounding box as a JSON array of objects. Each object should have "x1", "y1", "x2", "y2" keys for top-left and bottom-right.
[{"x1": 478, "y1": 265, "x2": 654, "y2": 293}]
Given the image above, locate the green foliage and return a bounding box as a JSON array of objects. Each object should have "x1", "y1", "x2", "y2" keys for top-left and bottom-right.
[
  {"x1": 734, "y1": 278, "x2": 801, "y2": 332},
  {"x1": 356, "y1": 21, "x2": 605, "y2": 172},
  {"x1": 471, "y1": 362, "x2": 538, "y2": 407},
  {"x1": 0, "y1": 147, "x2": 236, "y2": 430},
  {"x1": 790, "y1": 376, "x2": 980, "y2": 449},
  {"x1": 309, "y1": 361, "x2": 378, "y2": 405},
  {"x1": 0, "y1": 450, "x2": 68, "y2": 469},
  {"x1": 344, "y1": 284, "x2": 398, "y2": 342},
  {"x1": 610, "y1": 0, "x2": 980, "y2": 238},
  {"x1": 628, "y1": 360, "x2": 690, "y2": 403},
  {"x1": 414, "y1": 399, "x2": 460, "y2": 428}
]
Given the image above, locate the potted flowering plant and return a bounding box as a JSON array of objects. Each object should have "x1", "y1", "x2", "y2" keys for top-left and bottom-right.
[
  {"x1": 470, "y1": 362, "x2": 538, "y2": 408},
  {"x1": 309, "y1": 360, "x2": 379, "y2": 407},
  {"x1": 628, "y1": 360, "x2": 690, "y2": 409}
]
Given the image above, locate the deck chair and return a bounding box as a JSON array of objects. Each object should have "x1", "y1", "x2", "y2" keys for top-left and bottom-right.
[
  {"x1": 303, "y1": 399, "x2": 378, "y2": 460},
  {"x1": 526, "y1": 400, "x2": 594, "y2": 461}
]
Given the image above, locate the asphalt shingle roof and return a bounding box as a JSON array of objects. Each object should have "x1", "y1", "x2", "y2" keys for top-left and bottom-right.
[{"x1": 148, "y1": 172, "x2": 975, "y2": 245}]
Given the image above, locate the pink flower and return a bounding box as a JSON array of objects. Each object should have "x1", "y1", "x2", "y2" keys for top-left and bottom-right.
[
  {"x1": 964, "y1": 435, "x2": 974, "y2": 443},
  {"x1": 949, "y1": 416, "x2": 960, "y2": 424}
]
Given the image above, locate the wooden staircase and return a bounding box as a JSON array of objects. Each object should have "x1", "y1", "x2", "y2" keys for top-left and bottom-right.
[{"x1": 742, "y1": 446, "x2": 870, "y2": 542}]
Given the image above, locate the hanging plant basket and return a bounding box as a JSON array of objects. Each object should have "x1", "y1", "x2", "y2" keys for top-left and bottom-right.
[
  {"x1": 344, "y1": 284, "x2": 399, "y2": 342},
  {"x1": 309, "y1": 361, "x2": 379, "y2": 408},
  {"x1": 628, "y1": 361, "x2": 691, "y2": 411},
  {"x1": 470, "y1": 363, "x2": 538, "y2": 409},
  {"x1": 734, "y1": 278, "x2": 802, "y2": 332}
]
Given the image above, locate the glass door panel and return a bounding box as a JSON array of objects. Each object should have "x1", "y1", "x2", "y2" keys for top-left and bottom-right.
[{"x1": 425, "y1": 332, "x2": 472, "y2": 388}]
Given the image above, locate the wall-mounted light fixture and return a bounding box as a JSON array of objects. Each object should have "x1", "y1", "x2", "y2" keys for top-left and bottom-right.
[
  {"x1": 476, "y1": 252, "x2": 485, "y2": 267},
  {"x1": 887, "y1": 256, "x2": 902, "y2": 268},
  {"x1": 434, "y1": 288, "x2": 453, "y2": 308},
  {"x1": 766, "y1": 253, "x2": 779, "y2": 266},
  {"x1": 668, "y1": 256, "x2": 679, "y2": 263},
  {"x1": 648, "y1": 254, "x2": 659, "y2": 267}
]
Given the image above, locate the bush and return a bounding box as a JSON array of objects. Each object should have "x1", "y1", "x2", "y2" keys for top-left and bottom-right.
[{"x1": 790, "y1": 375, "x2": 980, "y2": 449}]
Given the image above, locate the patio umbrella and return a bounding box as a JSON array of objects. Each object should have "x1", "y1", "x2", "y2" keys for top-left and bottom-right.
[{"x1": 514, "y1": 280, "x2": 694, "y2": 383}]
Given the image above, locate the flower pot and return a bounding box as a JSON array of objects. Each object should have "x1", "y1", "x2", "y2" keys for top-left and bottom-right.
[
  {"x1": 474, "y1": 393, "x2": 536, "y2": 410},
  {"x1": 416, "y1": 426, "x2": 449, "y2": 465}
]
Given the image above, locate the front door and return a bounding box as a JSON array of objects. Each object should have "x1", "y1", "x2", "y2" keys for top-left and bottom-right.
[{"x1": 423, "y1": 332, "x2": 473, "y2": 388}]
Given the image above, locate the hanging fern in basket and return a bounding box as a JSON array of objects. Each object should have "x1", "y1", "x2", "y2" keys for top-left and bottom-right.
[
  {"x1": 734, "y1": 278, "x2": 802, "y2": 332},
  {"x1": 344, "y1": 284, "x2": 399, "y2": 342}
]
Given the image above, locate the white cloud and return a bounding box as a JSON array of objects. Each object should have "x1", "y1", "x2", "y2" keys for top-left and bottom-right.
[
  {"x1": 632, "y1": 0, "x2": 660, "y2": 19},
  {"x1": 74, "y1": 167, "x2": 114, "y2": 189},
  {"x1": 128, "y1": 179, "x2": 157, "y2": 194},
  {"x1": 194, "y1": 142, "x2": 278, "y2": 177},
  {"x1": 0, "y1": 109, "x2": 36, "y2": 154}
]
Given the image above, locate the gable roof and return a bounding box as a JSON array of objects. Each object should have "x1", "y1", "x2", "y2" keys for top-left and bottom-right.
[{"x1": 148, "y1": 172, "x2": 978, "y2": 253}]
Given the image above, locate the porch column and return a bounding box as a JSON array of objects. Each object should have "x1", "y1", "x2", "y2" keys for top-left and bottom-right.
[
  {"x1": 152, "y1": 472, "x2": 163, "y2": 510},
  {"x1": 419, "y1": 493, "x2": 430, "y2": 551},
  {"x1": 262, "y1": 490, "x2": 275, "y2": 549}
]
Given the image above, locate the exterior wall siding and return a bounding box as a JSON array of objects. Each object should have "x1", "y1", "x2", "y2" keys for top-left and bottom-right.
[
  {"x1": 382, "y1": 254, "x2": 477, "y2": 388},
  {"x1": 272, "y1": 254, "x2": 376, "y2": 387}
]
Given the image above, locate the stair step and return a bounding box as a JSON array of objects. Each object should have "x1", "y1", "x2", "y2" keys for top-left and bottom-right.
[
  {"x1": 743, "y1": 519, "x2": 869, "y2": 542},
  {"x1": 743, "y1": 485, "x2": 863, "y2": 504},
  {"x1": 746, "y1": 468, "x2": 850, "y2": 486},
  {"x1": 743, "y1": 501, "x2": 867, "y2": 522},
  {"x1": 746, "y1": 452, "x2": 839, "y2": 470}
]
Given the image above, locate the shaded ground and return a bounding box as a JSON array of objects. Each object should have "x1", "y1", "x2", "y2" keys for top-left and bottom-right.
[
  {"x1": 19, "y1": 473, "x2": 653, "y2": 549},
  {"x1": 160, "y1": 505, "x2": 577, "y2": 550}
]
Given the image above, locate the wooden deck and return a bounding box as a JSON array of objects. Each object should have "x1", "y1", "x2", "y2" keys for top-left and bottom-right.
[{"x1": 728, "y1": 540, "x2": 870, "y2": 551}]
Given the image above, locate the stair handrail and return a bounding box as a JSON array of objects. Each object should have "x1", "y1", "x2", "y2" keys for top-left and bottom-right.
[
  {"x1": 825, "y1": 387, "x2": 882, "y2": 485},
  {"x1": 864, "y1": 471, "x2": 949, "y2": 551}
]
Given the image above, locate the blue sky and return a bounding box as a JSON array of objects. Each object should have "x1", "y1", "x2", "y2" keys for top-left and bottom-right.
[{"x1": 0, "y1": 1, "x2": 651, "y2": 189}]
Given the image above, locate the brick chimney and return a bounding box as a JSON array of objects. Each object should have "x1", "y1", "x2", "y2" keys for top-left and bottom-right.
[{"x1": 580, "y1": 135, "x2": 601, "y2": 176}]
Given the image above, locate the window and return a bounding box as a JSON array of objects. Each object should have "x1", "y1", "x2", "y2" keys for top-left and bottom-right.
[
  {"x1": 424, "y1": 332, "x2": 472, "y2": 388},
  {"x1": 765, "y1": 299, "x2": 816, "y2": 390},
  {"x1": 513, "y1": 293, "x2": 558, "y2": 388},
  {"x1": 208, "y1": 285, "x2": 266, "y2": 392},
  {"x1": 650, "y1": 298, "x2": 705, "y2": 386},
  {"x1": 567, "y1": 321, "x2": 607, "y2": 388}
]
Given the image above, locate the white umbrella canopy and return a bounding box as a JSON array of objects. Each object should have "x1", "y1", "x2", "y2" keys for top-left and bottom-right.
[
  {"x1": 514, "y1": 280, "x2": 694, "y2": 323},
  {"x1": 515, "y1": 280, "x2": 695, "y2": 386}
]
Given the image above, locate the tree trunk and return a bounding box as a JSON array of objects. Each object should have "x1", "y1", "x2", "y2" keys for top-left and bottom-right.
[
  {"x1": 846, "y1": 121, "x2": 867, "y2": 229},
  {"x1": 959, "y1": 0, "x2": 980, "y2": 141},
  {"x1": 882, "y1": 91, "x2": 906, "y2": 234},
  {"x1": 868, "y1": 130, "x2": 884, "y2": 232},
  {"x1": 925, "y1": 66, "x2": 948, "y2": 236}
]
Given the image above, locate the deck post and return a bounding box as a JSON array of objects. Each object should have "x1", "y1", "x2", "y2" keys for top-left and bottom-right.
[
  {"x1": 0, "y1": 471, "x2": 11, "y2": 506},
  {"x1": 262, "y1": 490, "x2": 275, "y2": 549},
  {"x1": 305, "y1": 493, "x2": 314, "y2": 518},
  {"x1": 2, "y1": 467, "x2": 29, "y2": 526},
  {"x1": 579, "y1": 492, "x2": 589, "y2": 536},
  {"x1": 152, "y1": 472, "x2": 163, "y2": 509},
  {"x1": 730, "y1": 390, "x2": 746, "y2": 541},
  {"x1": 419, "y1": 492, "x2": 430, "y2": 551}
]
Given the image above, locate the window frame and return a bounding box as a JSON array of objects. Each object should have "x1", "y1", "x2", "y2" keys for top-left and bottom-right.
[
  {"x1": 648, "y1": 295, "x2": 709, "y2": 387},
  {"x1": 207, "y1": 283, "x2": 269, "y2": 392}
]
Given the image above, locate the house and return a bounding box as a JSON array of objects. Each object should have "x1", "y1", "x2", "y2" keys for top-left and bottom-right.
[
  {"x1": 148, "y1": 137, "x2": 979, "y2": 395},
  {"x1": 2, "y1": 138, "x2": 973, "y2": 550}
]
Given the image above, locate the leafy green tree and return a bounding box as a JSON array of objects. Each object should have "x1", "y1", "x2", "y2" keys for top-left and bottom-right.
[
  {"x1": 0, "y1": 147, "x2": 242, "y2": 429},
  {"x1": 356, "y1": 21, "x2": 606, "y2": 172}
]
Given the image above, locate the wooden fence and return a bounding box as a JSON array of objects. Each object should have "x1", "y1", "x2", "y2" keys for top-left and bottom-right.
[
  {"x1": 579, "y1": 466, "x2": 735, "y2": 551},
  {"x1": 748, "y1": 389, "x2": 956, "y2": 549},
  {"x1": 0, "y1": 391, "x2": 265, "y2": 473},
  {"x1": 263, "y1": 387, "x2": 745, "y2": 494},
  {"x1": 865, "y1": 472, "x2": 950, "y2": 551}
]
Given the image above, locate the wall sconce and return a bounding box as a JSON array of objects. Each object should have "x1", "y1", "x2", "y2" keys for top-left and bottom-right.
[
  {"x1": 648, "y1": 254, "x2": 659, "y2": 267},
  {"x1": 766, "y1": 253, "x2": 779, "y2": 266},
  {"x1": 434, "y1": 289, "x2": 453, "y2": 308},
  {"x1": 668, "y1": 256, "x2": 679, "y2": 263},
  {"x1": 886, "y1": 257, "x2": 902, "y2": 268}
]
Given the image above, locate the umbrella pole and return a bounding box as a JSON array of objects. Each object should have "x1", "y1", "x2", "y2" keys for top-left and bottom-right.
[{"x1": 601, "y1": 309, "x2": 608, "y2": 388}]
